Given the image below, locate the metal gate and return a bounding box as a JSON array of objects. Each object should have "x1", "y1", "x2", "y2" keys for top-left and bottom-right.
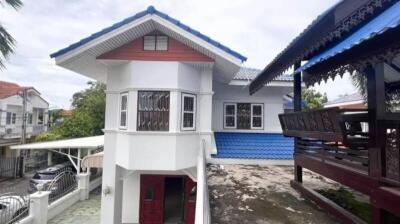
[{"x1": 0, "y1": 157, "x2": 22, "y2": 181}]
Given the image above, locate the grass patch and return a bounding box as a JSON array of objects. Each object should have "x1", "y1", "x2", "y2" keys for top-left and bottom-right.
[{"x1": 317, "y1": 188, "x2": 371, "y2": 223}]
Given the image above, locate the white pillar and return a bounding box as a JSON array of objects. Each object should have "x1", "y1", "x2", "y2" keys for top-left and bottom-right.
[
  {"x1": 77, "y1": 148, "x2": 81, "y2": 174},
  {"x1": 100, "y1": 134, "x2": 123, "y2": 224},
  {"x1": 47, "y1": 151, "x2": 53, "y2": 166},
  {"x1": 122, "y1": 171, "x2": 140, "y2": 223},
  {"x1": 30, "y1": 191, "x2": 50, "y2": 224},
  {"x1": 199, "y1": 68, "x2": 214, "y2": 157},
  {"x1": 78, "y1": 172, "x2": 90, "y2": 200}
]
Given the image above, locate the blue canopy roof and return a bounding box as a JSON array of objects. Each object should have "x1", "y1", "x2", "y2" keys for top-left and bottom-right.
[
  {"x1": 50, "y1": 6, "x2": 247, "y2": 62},
  {"x1": 294, "y1": 1, "x2": 400, "y2": 75}
]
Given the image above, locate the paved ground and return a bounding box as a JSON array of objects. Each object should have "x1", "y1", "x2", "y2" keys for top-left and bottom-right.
[
  {"x1": 0, "y1": 173, "x2": 33, "y2": 195},
  {"x1": 208, "y1": 164, "x2": 340, "y2": 224},
  {"x1": 48, "y1": 188, "x2": 101, "y2": 224}
]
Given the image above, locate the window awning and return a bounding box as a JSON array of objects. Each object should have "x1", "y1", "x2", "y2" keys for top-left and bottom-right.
[
  {"x1": 294, "y1": 1, "x2": 400, "y2": 76},
  {"x1": 10, "y1": 135, "x2": 104, "y2": 150},
  {"x1": 82, "y1": 152, "x2": 104, "y2": 169}
]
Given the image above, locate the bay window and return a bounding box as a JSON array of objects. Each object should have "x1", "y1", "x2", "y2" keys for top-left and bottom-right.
[
  {"x1": 137, "y1": 91, "x2": 170, "y2": 131},
  {"x1": 119, "y1": 93, "x2": 128, "y2": 129},
  {"x1": 181, "y1": 93, "x2": 196, "y2": 131},
  {"x1": 224, "y1": 103, "x2": 264, "y2": 130}
]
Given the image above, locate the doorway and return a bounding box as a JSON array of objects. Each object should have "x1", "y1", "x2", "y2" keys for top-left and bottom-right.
[{"x1": 164, "y1": 177, "x2": 184, "y2": 224}]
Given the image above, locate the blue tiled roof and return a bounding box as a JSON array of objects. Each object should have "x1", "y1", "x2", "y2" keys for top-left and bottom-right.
[
  {"x1": 212, "y1": 132, "x2": 294, "y2": 160},
  {"x1": 50, "y1": 6, "x2": 247, "y2": 62},
  {"x1": 234, "y1": 67, "x2": 293, "y2": 81}
]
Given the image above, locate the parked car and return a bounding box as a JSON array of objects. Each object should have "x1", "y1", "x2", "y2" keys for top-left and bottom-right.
[
  {"x1": 0, "y1": 194, "x2": 29, "y2": 224},
  {"x1": 28, "y1": 162, "x2": 75, "y2": 194}
]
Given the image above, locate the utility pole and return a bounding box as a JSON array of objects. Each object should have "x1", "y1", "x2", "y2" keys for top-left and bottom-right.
[
  {"x1": 18, "y1": 88, "x2": 28, "y2": 177},
  {"x1": 21, "y1": 88, "x2": 27, "y2": 145}
]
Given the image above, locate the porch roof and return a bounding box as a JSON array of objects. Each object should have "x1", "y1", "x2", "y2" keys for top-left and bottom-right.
[
  {"x1": 249, "y1": 0, "x2": 397, "y2": 94},
  {"x1": 10, "y1": 135, "x2": 104, "y2": 150},
  {"x1": 295, "y1": 1, "x2": 400, "y2": 85}
]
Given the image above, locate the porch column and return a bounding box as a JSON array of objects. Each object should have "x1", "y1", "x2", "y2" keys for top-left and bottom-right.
[
  {"x1": 199, "y1": 68, "x2": 214, "y2": 157},
  {"x1": 365, "y1": 63, "x2": 385, "y2": 178},
  {"x1": 365, "y1": 63, "x2": 386, "y2": 224},
  {"x1": 47, "y1": 151, "x2": 53, "y2": 166},
  {"x1": 101, "y1": 134, "x2": 123, "y2": 224},
  {"x1": 293, "y1": 62, "x2": 303, "y2": 183}
]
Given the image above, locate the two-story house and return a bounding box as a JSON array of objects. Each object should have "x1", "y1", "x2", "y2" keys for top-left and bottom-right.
[
  {"x1": 51, "y1": 6, "x2": 292, "y2": 224},
  {"x1": 0, "y1": 81, "x2": 49, "y2": 177}
]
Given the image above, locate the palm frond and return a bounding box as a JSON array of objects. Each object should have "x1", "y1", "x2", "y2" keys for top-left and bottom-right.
[
  {"x1": 0, "y1": 25, "x2": 16, "y2": 69},
  {"x1": 350, "y1": 72, "x2": 367, "y2": 101},
  {"x1": 0, "y1": 0, "x2": 22, "y2": 9}
]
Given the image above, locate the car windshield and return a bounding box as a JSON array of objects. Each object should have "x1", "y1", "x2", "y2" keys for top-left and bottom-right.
[{"x1": 33, "y1": 172, "x2": 56, "y2": 180}]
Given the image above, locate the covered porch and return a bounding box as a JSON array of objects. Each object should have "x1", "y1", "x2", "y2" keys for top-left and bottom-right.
[{"x1": 250, "y1": 1, "x2": 400, "y2": 223}]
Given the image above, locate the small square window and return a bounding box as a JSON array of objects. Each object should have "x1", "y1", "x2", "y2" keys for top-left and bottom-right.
[
  {"x1": 156, "y1": 36, "x2": 168, "y2": 51},
  {"x1": 143, "y1": 36, "x2": 156, "y2": 51}
]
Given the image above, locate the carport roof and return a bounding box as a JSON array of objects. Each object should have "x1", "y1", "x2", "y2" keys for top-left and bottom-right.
[{"x1": 10, "y1": 135, "x2": 104, "y2": 150}]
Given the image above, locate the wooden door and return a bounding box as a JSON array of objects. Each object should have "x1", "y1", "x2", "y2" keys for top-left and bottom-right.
[
  {"x1": 184, "y1": 177, "x2": 197, "y2": 224},
  {"x1": 139, "y1": 175, "x2": 164, "y2": 224}
]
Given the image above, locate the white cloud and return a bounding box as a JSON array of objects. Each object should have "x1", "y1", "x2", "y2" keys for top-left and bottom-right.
[{"x1": 0, "y1": 0, "x2": 352, "y2": 108}]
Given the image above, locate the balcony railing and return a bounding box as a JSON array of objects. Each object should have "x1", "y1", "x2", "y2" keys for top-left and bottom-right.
[{"x1": 279, "y1": 107, "x2": 400, "y2": 186}]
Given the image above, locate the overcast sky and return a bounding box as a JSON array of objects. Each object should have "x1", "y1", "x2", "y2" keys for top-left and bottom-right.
[{"x1": 0, "y1": 0, "x2": 355, "y2": 109}]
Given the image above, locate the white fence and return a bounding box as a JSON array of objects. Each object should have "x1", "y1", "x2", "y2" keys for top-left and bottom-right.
[
  {"x1": 195, "y1": 140, "x2": 211, "y2": 224},
  {"x1": 15, "y1": 173, "x2": 102, "y2": 224}
]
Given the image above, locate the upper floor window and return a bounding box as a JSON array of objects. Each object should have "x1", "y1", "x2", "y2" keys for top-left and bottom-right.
[
  {"x1": 181, "y1": 93, "x2": 196, "y2": 131},
  {"x1": 28, "y1": 113, "x2": 33, "y2": 125},
  {"x1": 137, "y1": 91, "x2": 170, "y2": 131},
  {"x1": 6, "y1": 112, "x2": 16, "y2": 125},
  {"x1": 37, "y1": 109, "x2": 44, "y2": 125},
  {"x1": 119, "y1": 93, "x2": 128, "y2": 129},
  {"x1": 143, "y1": 35, "x2": 168, "y2": 51},
  {"x1": 224, "y1": 103, "x2": 263, "y2": 130}
]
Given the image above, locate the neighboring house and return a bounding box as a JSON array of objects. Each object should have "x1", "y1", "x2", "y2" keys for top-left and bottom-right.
[
  {"x1": 48, "y1": 109, "x2": 72, "y2": 126},
  {"x1": 51, "y1": 6, "x2": 292, "y2": 224},
  {"x1": 324, "y1": 92, "x2": 366, "y2": 109},
  {"x1": 0, "y1": 81, "x2": 49, "y2": 178}
]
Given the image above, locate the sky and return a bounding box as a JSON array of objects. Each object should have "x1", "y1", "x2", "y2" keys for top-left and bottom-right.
[{"x1": 0, "y1": 0, "x2": 356, "y2": 109}]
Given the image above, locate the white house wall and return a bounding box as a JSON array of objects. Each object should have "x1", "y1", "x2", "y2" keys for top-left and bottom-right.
[
  {"x1": 103, "y1": 60, "x2": 212, "y2": 172},
  {"x1": 212, "y1": 80, "x2": 292, "y2": 133}
]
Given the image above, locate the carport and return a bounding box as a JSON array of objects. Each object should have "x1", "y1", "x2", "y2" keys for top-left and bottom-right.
[{"x1": 10, "y1": 135, "x2": 104, "y2": 174}]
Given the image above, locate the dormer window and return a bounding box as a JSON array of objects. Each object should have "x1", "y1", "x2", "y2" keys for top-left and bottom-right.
[{"x1": 143, "y1": 35, "x2": 168, "y2": 51}]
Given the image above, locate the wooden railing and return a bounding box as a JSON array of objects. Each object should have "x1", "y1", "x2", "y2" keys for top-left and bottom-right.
[
  {"x1": 382, "y1": 119, "x2": 400, "y2": 185},
  {"x1": 279, "y1": 107, "x2": 370, "y2": 172},
  {"x1": 280, "y1": 108, "x2": 400, "y2": 185}
]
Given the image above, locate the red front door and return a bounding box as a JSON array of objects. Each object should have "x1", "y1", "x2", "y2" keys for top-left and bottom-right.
[
  {"x1": 139, "y1": 175, "x2": 164, "y2": 224},
  {"x1": 184, "y1": 177, "x2": 197, "y2": 224}
]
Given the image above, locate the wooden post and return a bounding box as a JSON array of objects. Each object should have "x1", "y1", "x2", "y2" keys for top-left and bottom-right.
[
  {"x1": 293, "y1": 62, "x2": 303, "y2": 183},
  {"x1": 366, "y1": 63, "x2": 386, "y2": 224},
  {"x1": 365, "y1": 63, "x2": 385, "y2": 179}
]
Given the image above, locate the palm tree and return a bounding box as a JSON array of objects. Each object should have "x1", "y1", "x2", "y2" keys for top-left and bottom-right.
[{"x1": 0, "y1": 0, "x2": 23, "y2": 69}]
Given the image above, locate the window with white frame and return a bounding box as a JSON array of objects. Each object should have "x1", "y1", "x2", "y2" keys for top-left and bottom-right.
[
  {"x1": 224, "y1": 103, "x2": 237, "y2": 129},
  {"x1": 119, "y1": 93, "x2": 128, "y2": 129},
  {"x1": 224, "y1": 103, "x2": 263, "y2": 130},
  {"x1": 251, "y1": 104, "x2": 264, "y2": 129},
  {"x1": 28, "y1": 113, "x2": 33, "y2": 125},
  {"x1": 143, "y1": 35, "x2": 168, "y2": 51},
  {"x1": 181, "y1": 93, "x2": 196, "y2": 131},
  {"x1": 37, "y1": 109, "x2": 44, "y2": 125},
  {"x1": 6, "y1": 112, "x2": 11, "y2": 125}
]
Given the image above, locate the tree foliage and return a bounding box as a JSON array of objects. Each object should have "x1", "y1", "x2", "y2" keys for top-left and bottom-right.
[
  {"x1": 36, "y1": 82, "x2": 106, "y2": 141},
  {"x1": 0, "y1": 0, "x2": 22, "y2": 69},
  {"x1": 302, "y1": 89, "x2": 328, "y2": 110}
]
